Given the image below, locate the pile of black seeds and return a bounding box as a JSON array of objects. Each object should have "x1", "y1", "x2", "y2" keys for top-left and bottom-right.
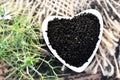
[{"x1": 47, "y1": 13, "x2": 100, "y2": 67}]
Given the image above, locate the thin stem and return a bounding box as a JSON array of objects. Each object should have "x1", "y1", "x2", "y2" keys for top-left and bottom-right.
[{"x1": 30, "y1": 66, "x2": 44, "y2": 80}]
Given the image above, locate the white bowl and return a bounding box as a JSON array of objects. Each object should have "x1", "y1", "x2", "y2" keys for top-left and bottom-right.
[{"x1": 42, "y1": 9, "x2": 103, "y2": 73}]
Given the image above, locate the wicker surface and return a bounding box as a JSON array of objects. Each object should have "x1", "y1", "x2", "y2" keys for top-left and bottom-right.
[{"x1": 0, "y1": 0, "x2": 120, "y2": 79}]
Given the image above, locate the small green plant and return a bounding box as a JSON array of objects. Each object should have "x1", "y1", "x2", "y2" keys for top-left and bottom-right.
[
  {"x1": 24, "y1": 56, "x2": 35, "y2": 67},
  {"x1": 0, "y1": 8, "x2": 4, "y2": 15},
  {"x1": 0, "y1": 13, "x2": 65, "y2": 80}
]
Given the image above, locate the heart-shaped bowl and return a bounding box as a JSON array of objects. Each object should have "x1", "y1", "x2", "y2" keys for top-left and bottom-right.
[{"x1": 42, "y1": 9, "x2": 103, "y2": 73}]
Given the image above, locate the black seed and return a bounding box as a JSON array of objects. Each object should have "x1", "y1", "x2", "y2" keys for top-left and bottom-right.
[{"x1": 47, "y1": 13, "x2": 100, "y2": 67}]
